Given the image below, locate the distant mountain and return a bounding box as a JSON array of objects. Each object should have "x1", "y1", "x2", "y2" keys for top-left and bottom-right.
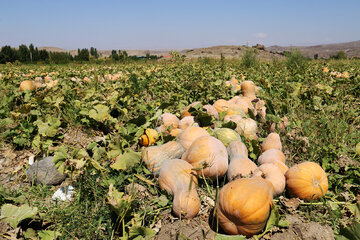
[
  {"x1": 37, "y1": 40, "x2": 360, "y2": 59},
  {"x1": 267, "y1": 40, "x2": 360, "y2": 58}
]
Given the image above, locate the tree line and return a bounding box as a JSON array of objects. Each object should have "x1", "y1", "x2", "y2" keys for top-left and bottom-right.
[{"x1": 0, "y1": 44, "x2": 161, "y2": 64}]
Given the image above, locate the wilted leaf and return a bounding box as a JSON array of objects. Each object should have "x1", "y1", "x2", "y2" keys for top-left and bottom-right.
[
  {"x1": 110, "y1": 151, "x2": 141, "y2": 170},
  {"x1": 107, "y1": 184, "x2": 132, "y2": 216},
  {"x1": 0, "y1": 204, "x2": 38, "y2": 228},
  {"x1": 23, "y1": 228, "x2": 38, "y2": 240},
  {"x1": 214, "y1": 233, "x2": 246, "y2": 240}
]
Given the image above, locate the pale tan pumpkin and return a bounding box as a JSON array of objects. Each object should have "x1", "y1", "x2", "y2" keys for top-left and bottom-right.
[
  {"x1": 157, "y1": 113, "x2": 179, "y2": 133},
  {"x1": 235, "y1": 118, "x2": 258, "y2": 140},
  {"x1": 226, "y1": 103, "x2": 246, "y2": 117},
  {"x1": 261, "y1": 133, "x2": 282, "y2": 152},
  {"x1": 203, "y1": 104, "x2": 219, "y2": 119},
  {"x1": 177, "y1": 126, "x2": 209, "y2": 150},
  {"x1": 217, "y1": 177, "x2": 273, "y2": 236},
  {"x1": 241, "y1": 80, "x2": 257, "y2": 100},
  {"x1": 170, "y1": 128, "x2": 183, "y2": 137},
  {"x1": 253, "y1": 163, "x2": 285, "y2": 196},
  {"x1": 224, "y1": 114, "x2": 243, "y2": 124},
  {"x1": 227, "y1": 140, "x2": 248, "y2": 159},
  {"x1": 141, "y1": 141, "x2": 185, "y2": 175},
  {"x1": 227, "y1": 156, "x2": 258, "y2": 181},
  {"x1": 179, "y1": 116, "x2": 198, "y2": 130},
  {"x1": 213, "y1": 99, "x2": 229, "y2": 113},
  {"x1": 159, "y1": 159, "x2": 200, "y2": 219},
  {"x1": 182, "y1": 136, "x2": 228, "y2": 179},
  {"x1": 285, "y1": 161, "x2": 328, "y2": 200},
  {"x1": 234, "y1": 96, "x2": 255, "y2": 115},
  {"x1": 258, "y1": 149, "x2": 286, "y2": 164},
  {"x1": 254, "y1": 99, "x2": 266, "y2": 119}
]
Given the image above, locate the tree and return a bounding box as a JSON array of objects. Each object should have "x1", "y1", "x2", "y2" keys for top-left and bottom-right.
[
  {"x1": 18, "y1": 44, "x2": 30, "y2": 62},
  {"x1": 90, "y1": 47, "x2": 99, "y2": 58},
  {"x1": 76, "y1": 48, "x2": 90, "y2": 61},
  {"x1": 111, "y1": 50, "x2": 119, "y2": 61},
  {"x1": 0, "y1": 46, "x2": 18, "y2": 63},
  {"x1": 336, "y1": 50, "x2": 347, "y2": 59}
]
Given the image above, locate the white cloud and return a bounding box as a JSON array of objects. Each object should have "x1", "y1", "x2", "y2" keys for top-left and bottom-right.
[{"x1": 255, "y1": 33, "x2": 267, "y2": 38}]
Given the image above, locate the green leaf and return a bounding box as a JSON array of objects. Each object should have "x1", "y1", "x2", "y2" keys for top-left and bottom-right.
[
  {"x1": 23, "y1": 228, "x2": 39, "y2": 240},
  {"x1": 254, "y1": 202, "x2": 280, "y2": 238},
  {"x1": 34, "y1": 116, "x2": 61, "y2": 137},
  {"x1": 110, "y1": 151, "x2": 141, "y2": 170},
  {"x1": 107, "y1": 184, "x2": 132, "y2": 216},
  {"x1": 156, "y1": 195, "x2": 169, "y2": 207},
  {"x1": 0, "y1": 204, "x2": 38, "y2": 228},
  {"x1": 88, "y1": 104, "x2": 110, "y2": 122},
  {"x1": 214, "y1": 233, "x2": 246, "y2": 240},
  {"x1": 129, "y1": 226, "x2": 155, "y2": 239},
  {"x1": 339, "y1": 221, "x2": 360, "y2": 240},
  {"x1": 38, "y1": 230, "x2": 61, "y2": 240},
  {"x1": 53, "y1": 146, "x2": 69, "y2": 174}
]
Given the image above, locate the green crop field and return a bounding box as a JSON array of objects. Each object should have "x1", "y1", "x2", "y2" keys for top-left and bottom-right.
[{"x1": 0, "y1": 57, "x2": 359, "y2": 239}]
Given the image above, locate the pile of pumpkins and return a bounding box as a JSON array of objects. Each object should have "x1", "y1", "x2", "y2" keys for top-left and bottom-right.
[
  {"x1": 140, "y1": 79, "x2": 328, "y2": 237},
  {"x1": 19, "y1": 75, "x2": 58, "y2": 91}
]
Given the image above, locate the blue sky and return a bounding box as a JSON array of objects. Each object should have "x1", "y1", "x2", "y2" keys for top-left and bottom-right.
[{"x1": 1, "y1": 0, "x2": 359, "y2": 50}]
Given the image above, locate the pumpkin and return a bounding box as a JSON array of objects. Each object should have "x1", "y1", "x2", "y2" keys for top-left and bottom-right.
[
  {"x1": 19, "y1": 80, "x2": 35, "y2": 91},
  {"x1": 227, "y1": 156, "x2": 257, "y2": 181},
  {"x1": 217, "y1": 177, "x2": 273, "y2": 236},
  {"x1": 226, "y1": 104, "x2": 246, "y2": 117},
  {"x1": 182, "y1": 136, "x2": 228, "y2": 179},
  {"x1": 235, "y1": 118, "x2": 258, "y2": 140},
  {"x1": 141, "y1": 141, "x2": 185, "y2": 176},
  {"x1": 170, "y1": 128, "x2": 183, "y2": 137},
  {"x1": 228, "y1": 96, "x2": 241, "y2": 105},
  {"x1": 213, "y1": 99, "x2": 229, "y2": 113},
  {"x1": 231, "y1": 84, "x2": 241, "y2": 93},
  {"x1": 157, "y1": 113, "x2": 179, "y2": 132},
  {"x1": 234, "y1": 96, "x2": 255, "y2": 115},
  {"x1": 224, "y1": 114, "x2": 243, "y2": 124},
  {"x1": 253, "y1": 163, "x2": 285, "y2": 196},
  {"x1": 44, "y1": 75, "x2": 52, "y2": 83},
  {"x1": 261, "y1": 133, "x2": 282, "y2": 152},
  {"x1": 159, "y1": 159, "x2": 200, "y2": 219},
  {"x1": 227, "y1": 140, "x2": 248, "y2": 159},
  {"x1": 177, "y1": 126, "x2": 209, "y2": 150},
  {"x1": 214, "y1": 128, "x2": 241, "y2": 147},
  {"x1": 285, "y1": 161, "x2": 328, "y2": 200},
  {"x1": 139, "y1": 129, "x2": 159, "y2": 147},
  {"x1": 254, "y1": 99, "x2": 266, "y2": 119},
  {"x1": 258, "y1": 149, "x2": 286, "y2": 164},
  {"x1": 203, "y1": 104, "x2": 219, "y2": 119},
  {"x1": 181, "y1": 101, "x2": 201, "y2": 119},
  {"x1": 179, "y1": 116, "x2": 198, "y2": 130},
  {"x1": 241, "y1": 80, "x2": 257, "y2": 101},
  {"x1": 46, "y1": 79, "x2": 58, "y2": 89}
]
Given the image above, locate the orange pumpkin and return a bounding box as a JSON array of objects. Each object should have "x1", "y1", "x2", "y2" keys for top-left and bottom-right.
[
  {"x1": 182, "y1": 136, "x2": 228, "y2": 179},
  {"x1": 139, "y1": 129, "x2": 159, "y2": 147},
  {"x1": 213, "y1": 99, "x2": 229, "y2": 113},
  {"x1": 19, "y1": 80, "x2": 35, "y2": 91},
  {"x1": 159, "y1": 159, "x2": 200, "y2": 219},
  {"x1": 241, "y1": 80, "x2": 257, "y2": 101},
  {"x1": 285, "y1": 161, "x2": 328, "y2": 200},
  {"x1": 177, "y1": 126, "x2": 209, "y2": 150},
  {"x1": 217, "y1": 177, "x2": 273, "y2": 236}
]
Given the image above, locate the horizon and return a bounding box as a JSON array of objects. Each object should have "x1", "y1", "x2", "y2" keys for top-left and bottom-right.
[{"x1": 1, "y1": 0, "x2": 360, "y2": 50}]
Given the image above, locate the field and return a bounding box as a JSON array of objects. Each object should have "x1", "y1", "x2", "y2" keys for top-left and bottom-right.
[{"x1": 0, "y1": 57, "x2": 359, "y2": 239}]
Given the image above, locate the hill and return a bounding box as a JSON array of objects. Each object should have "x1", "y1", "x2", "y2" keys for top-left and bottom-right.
[{"x1": 267, "y1": 40, "x2": 360, "y2": 58}]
